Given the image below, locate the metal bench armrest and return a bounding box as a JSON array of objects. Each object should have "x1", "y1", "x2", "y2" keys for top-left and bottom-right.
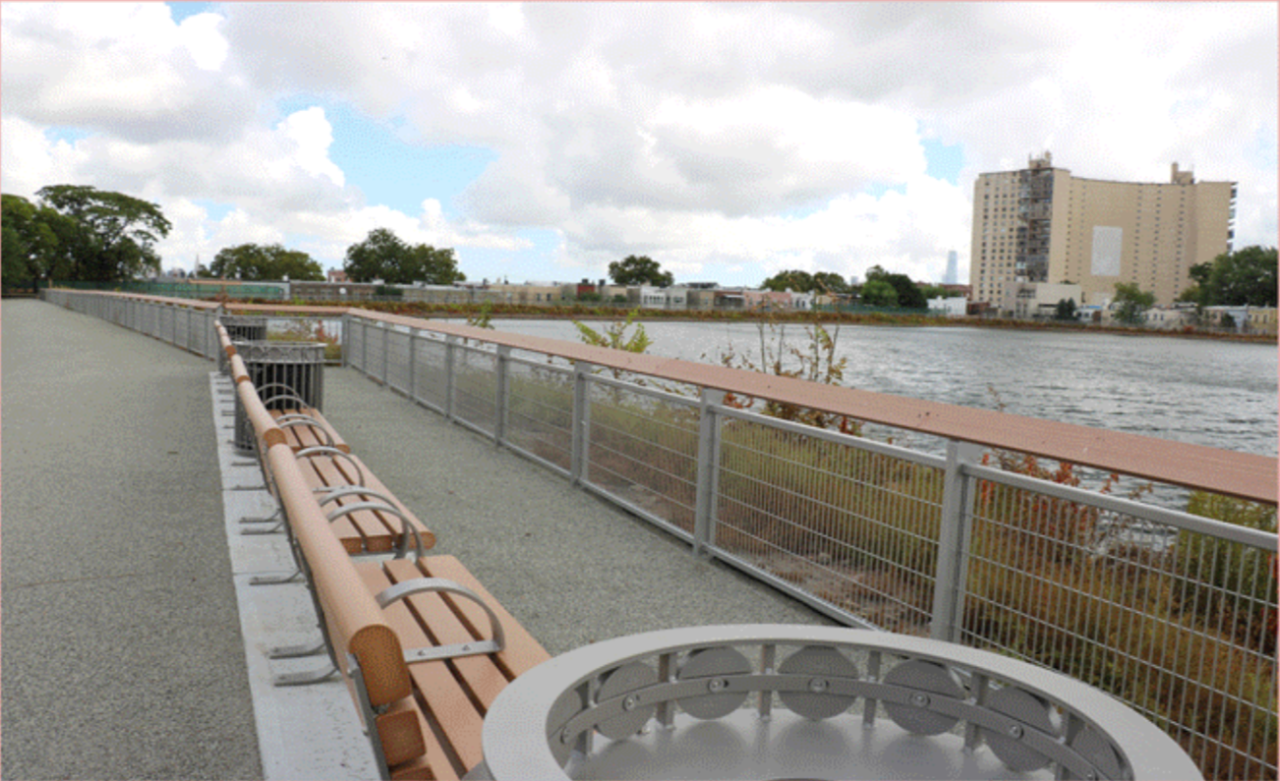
[{"x1": 375, "y1": 577, "x2": 507, "y2": 663}]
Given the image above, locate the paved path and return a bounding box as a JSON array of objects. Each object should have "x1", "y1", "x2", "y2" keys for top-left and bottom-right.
[{"x1": 2, "y1": 299, "x2": 262, "y2": 780}]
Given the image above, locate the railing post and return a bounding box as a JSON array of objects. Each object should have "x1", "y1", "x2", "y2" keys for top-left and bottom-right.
[
  {"x1": 408, "y1": 329, "x2": 418, "y2": 402},
  {"x1": 693, "y1": 388, "x2": 725, "y2": 556},
  {"x1": 930, "y1": 440, "x2": 982, "y2": 643},
  {"x1": 444, "y1": 335, "x2": 458, "y2": 421},
  {"x1": 341, "y1": 312, "x2": 350, "y2": 368},
  {"x1": 570, "y1": 361, "x2": 594, "y2": 486},
  {"x1": 382, "y1": 321, "x2": 390, "y2": 384},
  {"x1": 361, "y1": 317, "x2": 368, "y2": 374},
  {"x1": 495, "y1": 345, "x2": 511, "y2": 446}
]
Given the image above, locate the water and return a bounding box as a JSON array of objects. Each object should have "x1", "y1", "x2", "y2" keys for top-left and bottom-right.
[{"x1": 481, "y1": 318, "x2": 1278, "y2": 460}]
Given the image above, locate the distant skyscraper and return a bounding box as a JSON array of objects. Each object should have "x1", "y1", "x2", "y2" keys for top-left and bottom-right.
[
  {"x1": 944, "y1": 250, "x2": 958, "y2": 284},
  {"x1": 969, "y1": 152, "x2": 1235, "y2": 306}
]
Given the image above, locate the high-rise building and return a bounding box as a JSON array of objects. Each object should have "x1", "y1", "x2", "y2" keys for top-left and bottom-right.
[
  {"x1": 944, "y1": 250, "x2": 959, "y2": 285},
  {"x1": 969, "y1": 152, "x2": 1236, "y2": 308}
]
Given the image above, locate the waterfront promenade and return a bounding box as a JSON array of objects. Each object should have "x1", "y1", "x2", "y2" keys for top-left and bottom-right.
[{"x1": 2, "y1": 299, "x2": 828, "y2": 780}]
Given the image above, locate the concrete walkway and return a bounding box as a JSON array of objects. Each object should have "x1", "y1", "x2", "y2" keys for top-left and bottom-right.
[
  {"x1": 2, "y1": 299, "x2": 262, "y2": 780},
  {"x1": 2, "y1": 298, "x2": 830, "y2": 780}
]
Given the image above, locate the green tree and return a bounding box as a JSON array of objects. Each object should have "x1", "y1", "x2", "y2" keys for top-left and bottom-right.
[
  {"x1": 608, "y1": 255, "x2": 674, "y2": 287},
  {"x1": 343, "y1": 228, "x2": 465, "y2": 285},
  {"x1": 918, "y1": 283, "x2": 949, "y2": 301},
  {"x1": 865, "y1": 264, "x2": 926, "y2": 309},
  {"x1": 761, "y1": 269, "x2": 850, "y2": 295},
  {"x1": 204, "y1": 243, "x2": 323, "y2": 281},
  {"x1": 761, "y1": 269, "x2": 815, "y2": 292},
  {"x1": 35, "y1": 184, "x2": 170, "y2": 282},
  {"x1": 1054, "y1": 298, "x2": 1078, "y2": 321},
  {"x1": 3, "y1": 194, "x2": 47, "y2": 286},
  {"x1": 1113, "y1": 282, "x2": 1156, "y2": 325},
  {"x1": 1180, "y1": 246, "x2": 1277, "y2": 307},
  {"x1": 812, "y1": 272, "x2": 851, "y2": 296},
  {"x1": 859, "y1": 278, "x2": 898, "y2": 307}
]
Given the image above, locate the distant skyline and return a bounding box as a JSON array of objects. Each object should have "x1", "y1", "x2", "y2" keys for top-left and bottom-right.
[{"x1": 2, "y1": 2, "x2": 1275, "y2": 288}]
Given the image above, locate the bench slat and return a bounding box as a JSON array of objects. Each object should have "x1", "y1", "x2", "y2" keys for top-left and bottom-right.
[
  {"x1": 355, "y1": 560, "x2": 478, "y2": 780},
  {"x1": 296, "y1": 455, "x2": 391, "y2": 553}
]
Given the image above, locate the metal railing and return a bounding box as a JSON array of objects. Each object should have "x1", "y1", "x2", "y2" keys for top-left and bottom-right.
[
  {"x1": 343, "y1": 309, "x2": 1277, "y2": 780},
  {"x1": 37, "y1": 290, "x2": 1278, "y2": 779},
  {"x1": 42, "y1": 288, "x2": 222, "y2": 360}
]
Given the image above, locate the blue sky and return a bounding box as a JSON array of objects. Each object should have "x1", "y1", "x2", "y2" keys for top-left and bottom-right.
[{"x1": 2, "y1": 2, "x2": 1273, "y2": 289}]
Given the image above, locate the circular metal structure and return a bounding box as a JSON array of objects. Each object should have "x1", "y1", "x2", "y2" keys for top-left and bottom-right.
[{"x1": 474, "y1": 625, "x2": 1202, "y2": 781}]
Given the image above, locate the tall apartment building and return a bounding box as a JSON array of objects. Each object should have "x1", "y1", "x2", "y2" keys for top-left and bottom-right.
[{"x1": 970, "y1": 152, "x2": 1236, "y2": 308}]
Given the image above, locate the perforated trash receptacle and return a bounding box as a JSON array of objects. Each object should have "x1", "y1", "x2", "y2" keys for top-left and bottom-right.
[
  {"x1": 233, "y1": 340, "x2": 325, "y2": 454},
  {"x1": 217, "y1": 315, "x2": 268, "y2": 375},
  {"x1": 222, "y1": 315, "x2": 268, "y2": 341}
]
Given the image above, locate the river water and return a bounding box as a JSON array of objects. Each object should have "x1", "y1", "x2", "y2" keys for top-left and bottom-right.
[{"x1": 482, "y1": 318, "x2": 1278, "y2": 461}]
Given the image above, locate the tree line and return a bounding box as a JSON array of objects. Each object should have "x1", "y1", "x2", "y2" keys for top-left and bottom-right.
[
  {"x1": 7, "y1": 185, "x2": 1272, "y2": 310},
  {"x1": 1, "y1": 184, "x2": 466, "y2": 289}
]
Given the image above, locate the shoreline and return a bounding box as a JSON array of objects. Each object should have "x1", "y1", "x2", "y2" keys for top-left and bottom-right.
[{"x1": 257, "y1": 299, "x2": 1277, "y2": 345}]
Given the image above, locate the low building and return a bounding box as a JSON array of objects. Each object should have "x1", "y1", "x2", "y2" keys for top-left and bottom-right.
[
  {"x1": 1143, "y1": 305, "x2": 1196, "y2": 330},
  {"x1": 928, "y1": 297, "x2": 969, "y2": 317},
  {"x1": 1246, "y1": 307, "x2": 1277, "y2": 335},
  {"x1": 1001, "y1": 282, "x2": 1084, "y2": 319},
  {"x1": 636, "y1": 286, "x2": 688, "y2": 309}
]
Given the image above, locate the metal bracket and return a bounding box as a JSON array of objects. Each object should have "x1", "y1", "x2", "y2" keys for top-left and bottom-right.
[
  {"x1": 268, "y1": 639, "x2": 326, "y2": 659},
  {"x1": 375, "y1": 577, "x2": 506, "y2": 663},
  {"x1": 250, "y1": 569, "x2": 304, "y2": 586},
  {"x1": 273, "y1": 662, "x2": 339, "y2": 687},
  {"x1": 239, "y1": 507, "x2": 283, "y2": 524}
]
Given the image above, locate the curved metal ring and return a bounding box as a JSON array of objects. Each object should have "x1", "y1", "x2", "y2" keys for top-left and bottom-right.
[
  {"x1": 317, "y1": 485, "x2": 400, "y2": 507},
  {"x1": 326, "y1": 501, "x2": 423, "y2": 559},
  {"x1": 276, "y1": 416, "x2": 337, "y2": 448},
  {"x1": 375, "y1": 576, "x2": 506, "y2": 661},
  {"x1": 294, "y1": 446, "x2": 368, "y2": 488}
]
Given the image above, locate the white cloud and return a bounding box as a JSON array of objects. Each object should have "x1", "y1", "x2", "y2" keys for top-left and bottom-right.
[
  {"x1": 276, "y1": 108, "x2": 345, "y2": 188},
  {"x1": 2, "y1": 1, "x2": 1273, "y2": 283}
]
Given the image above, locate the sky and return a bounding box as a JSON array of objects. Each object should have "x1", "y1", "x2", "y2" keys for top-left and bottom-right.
[{"x1": 2, "y1": 2, "x2": 1275, "y2": 288}]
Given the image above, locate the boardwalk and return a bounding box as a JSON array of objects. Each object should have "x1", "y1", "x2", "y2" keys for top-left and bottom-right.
[{"x1": 2, "y1": 299, "x2": 828, "y2": 780}]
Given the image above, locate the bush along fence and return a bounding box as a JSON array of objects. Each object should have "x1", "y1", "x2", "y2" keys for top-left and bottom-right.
[{"x1": 39, "y1": 289, "x2": 1278, "y2": 780}]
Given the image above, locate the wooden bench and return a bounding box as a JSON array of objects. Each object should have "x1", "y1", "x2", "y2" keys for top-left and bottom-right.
[
  {"x1": 293, "y1": 446, "x2": 435, "y2": 556},
  {"x1": 258, "y1": 397, "x2": 552, "y2": 780},
  {"x1": 227, "y1": 342, "x2": 551, "y2": 777},
  {"x1": 230, "y1": 353, "x2": 432, "y2": 557}
]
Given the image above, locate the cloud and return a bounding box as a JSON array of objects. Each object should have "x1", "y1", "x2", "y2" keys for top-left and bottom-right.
[
  {"x1": 0, "y1": 2, "x2": 249, "y2": 143},
  {"x1": 1, "y1": 1, "x2": 1273, "y2": 283}
]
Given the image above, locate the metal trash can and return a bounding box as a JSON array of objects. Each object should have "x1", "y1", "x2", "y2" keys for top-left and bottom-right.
[
  {"x1": 233, "y1": 340, "x2": 325, "y2": 454},
  {"x1": 217, "y1": 315, "x2": 268, "y2": 375},
  {"x1": 221, "y1": 315, "x2": 268, "y2": 342}
]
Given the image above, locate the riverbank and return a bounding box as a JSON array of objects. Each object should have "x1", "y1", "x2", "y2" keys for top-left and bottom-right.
[{"x1": 236, "y1": 297, "x2": 1276, "y2": 344}]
